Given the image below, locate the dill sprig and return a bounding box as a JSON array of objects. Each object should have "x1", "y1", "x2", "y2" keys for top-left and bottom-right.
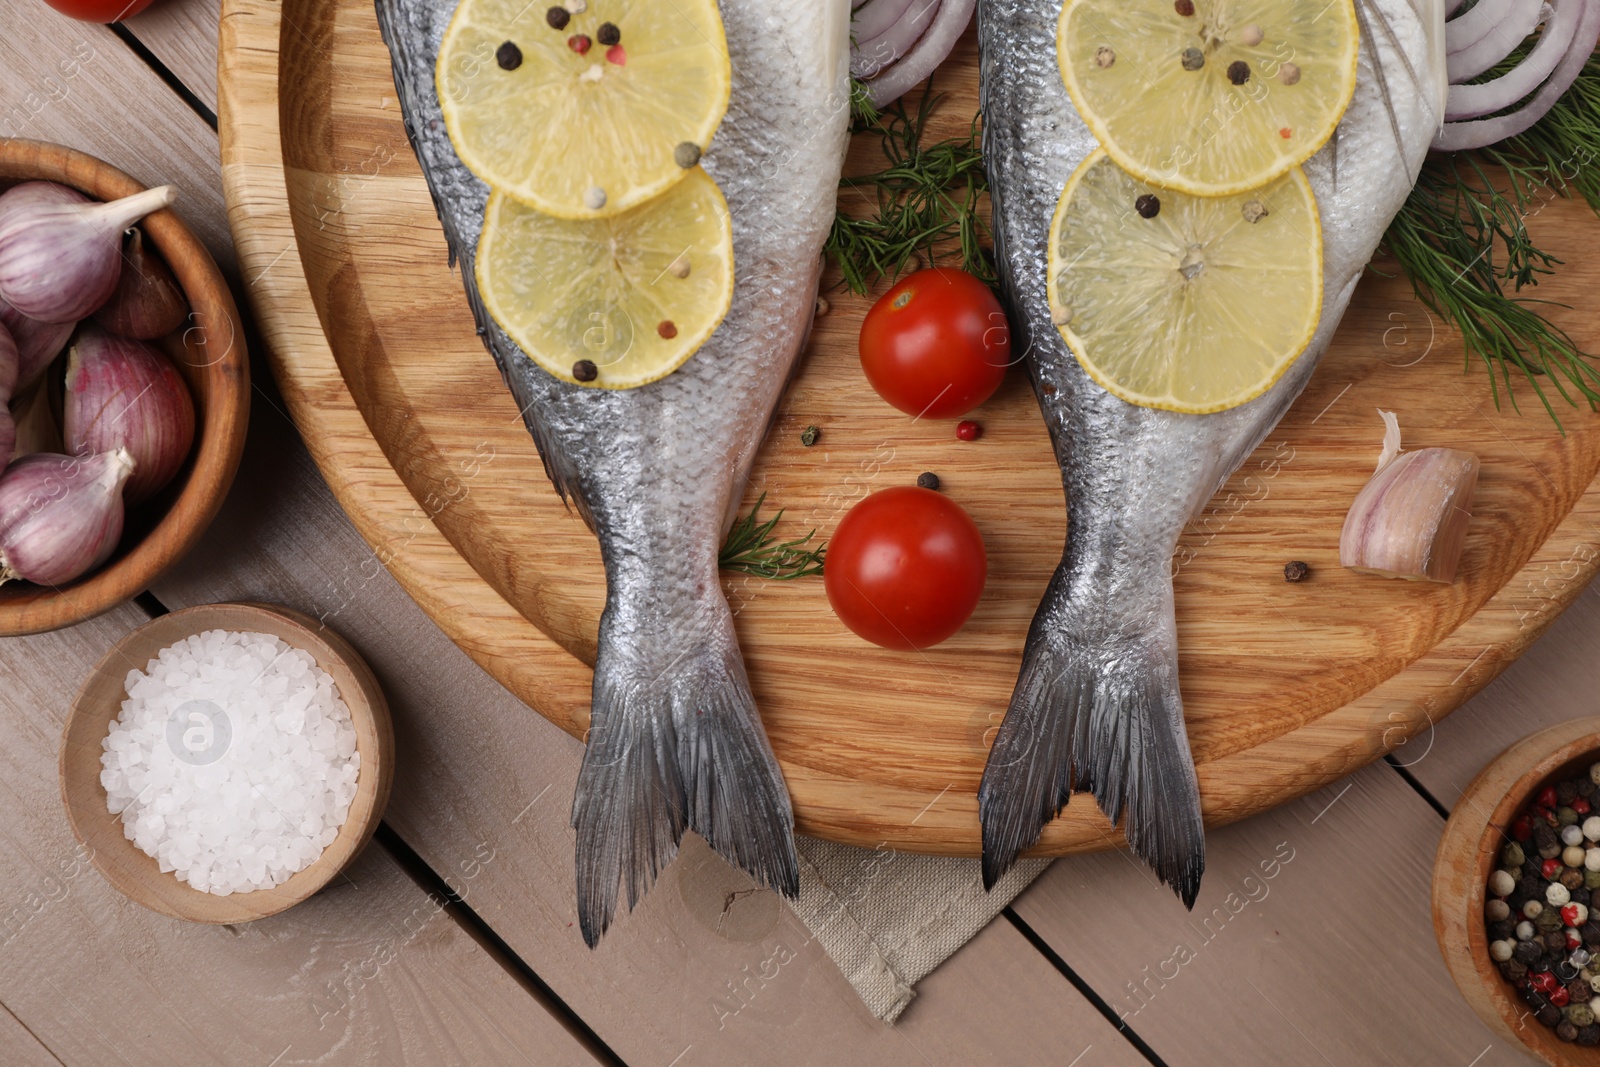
[
  {"x1": 1382, "y1": 49, "x2": 1600, "y2": 425},
  {"x1": 719, "y1": 493, "x2": 825, "y2": 579},
  {"x1": 826, "y1": 81, "x2": 993, "y2": 295}
]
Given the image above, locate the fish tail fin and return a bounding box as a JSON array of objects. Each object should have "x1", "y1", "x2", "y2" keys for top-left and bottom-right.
[
  {"x1": 572, "y1": 602, "x2": 798, "y2": 947},
  {"x1": 979, "y1": 571, "x2": 1204, "y2": 906}
]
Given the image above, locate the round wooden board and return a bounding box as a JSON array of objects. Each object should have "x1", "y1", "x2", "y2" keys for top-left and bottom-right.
[{"x1": 220, "y1": 0, "x2": 1600, "y2": 856}]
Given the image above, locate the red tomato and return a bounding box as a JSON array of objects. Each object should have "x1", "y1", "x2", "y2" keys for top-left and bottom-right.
[
  {"x1": 40, "y1": 0, "x2": 157, "y2": 21},
  {"x1": 858, "y1": 267, "x2": 1010, "y2": 419},
  {"x1": 824, "y1": 486, "x2": 986, "y2": 650}
]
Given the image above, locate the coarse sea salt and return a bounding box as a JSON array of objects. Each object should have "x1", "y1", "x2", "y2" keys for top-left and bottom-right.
[{"x1": 99, "y1": 629, "x2": 360, "y2": 896}]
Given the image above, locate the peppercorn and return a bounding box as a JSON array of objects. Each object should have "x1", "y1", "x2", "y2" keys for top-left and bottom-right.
[
  {"x1": 1518, "y1": 920, "x2": 1537, "y2": 941},
  {"x1": 1574, "y1": 979, "x2": 1595, "y2": 1004},
  {"x1": 496, "y1": 40, "x2": 524, "y2": 70},
  {"x1": 568, "y1": 34, "x2": 592, "y2": 54},
  {"x1": 957, "y1": 420, "x2": 982, "y2": 442},
  {"x1": 1180, "y1": 47, "x2": 1205, "y2": 71},
  {"x1": 1535, "y1": 970, "x2": 1563, "y2": 994},
  {"x1": 1540, "y1": 909, "x2": 1566, "y2": 934},
  {"x1": 1544, "y1": 842, "x2": 1565, "y2": 860},
  {"x1": 1583, "y1": 1023, "x2": 1600, "y2": 1046},
  {"x1": 597, "y1": 21, "x2": 621, "y2": 45},
  {"x1": 657, "y1": 320, "x2": 678, "y2": 340},
  {"x1": 1525, "y1": 874, "x2": 1549, "y2": 898},
  {"x1": 1490, "y1": 939, "x2": 1515, "y2": 962},
  {"x1": 1135, "y1": 194, "x2": 1161, "y2": 218},
  {"x1": 1226, "y1": 60, "x2": 1251, "y2": 85},
  {"x1": 800, "y1": 425, "x2": 820, "y2": 447},
  {"x1": 1567, "y1": 869, "x2": 1588, "y2": 892},
  {"x1": 1518, "y1": 940, "x2": 1548, "y2": 965},
  {"x1": 1577, "y1": 798, "x2": 1593, "y2": 816},
  {"x1": 1588, "y1": 869, "x2": 1600, "y2": 890},
  {"x1": 1584, "y1": 919, "x2": 1600, "y2": 945},
  {"x1": 1508, "y1": 959, "x2": 1530, "y2": 982},
  {"x1": 1489, "y1": 919, "x2": 1516, "y2": 942},
  {"x1": 1542, "y1": 786, "x2": 1563, "y2": 810},
  {"x1": 1546, "y1": 858, "x2": 1565, "y2": 880},
  {"x1": 1529, "y1": 900, "x2": 1548, "y2": 920},
  {"x1": 1561, "y1": 1020, "x2": 1582, "y2": 1041},
  {"x1": 1277, "y1": 62, "x2": 1301, "y2": 85},
  {"x1": 545, "y1": 5, "x2": 570, "y2": 29},
  {"x1": 917, "y1": 472, "x2": 941, "y2": 490},
  {"x1": 1283, "y1": 560, "x2": 1310, "y2": 582},
  {"x1": 1174, "y1": 0, "x2": 1195, "y2": 12},
  {"x1": 674, "y1": 142, "x2": 702, "y2": 169},
  {"x1": 1547, "y1": 929, "x2": 1570, "y2": 952},
  {"x1": 1094, "y1": 46, "x2": 1115, "y2": 68},
  {"x1": 1543, "y1": 1004, "x2": 1567, "y2": 1028},
  {"x1": 1561, "y1": 781, "x2": 1580, "y2": 805},
  {"x1": 1488, "y1": 898, "x2": 1513, "y2": 922},
  {"x1": 1578, "y1": 888, "x2": 1594, "y2": 907},
  {"x1": 1242, "y1": 199, "x2": 1270, "y2": 224},
  {"x1": 1504, "y1": 841, "x2": 1528, "y2": 868},
  {"x1": 1562, "y1": 806, "x2": 1582, "y2": 827},
  {"x1": 1567, "y1": 824, "x2": 1587, "y2": 847},
  {"x1": 572, "y1": 360, "x2": 598, "y2": 383},
  {"x1": 1569, "y1": 846, "x2": 1590, "y2": 869},
  {"x1": 1539, "y1": 823, "x2": 1560, "y2": 850},
  {"x1": 1583, "y1": 778, "x2": 1598, "y2": 798}
]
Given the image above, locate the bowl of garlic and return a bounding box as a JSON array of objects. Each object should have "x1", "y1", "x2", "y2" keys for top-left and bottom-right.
[{"x1": 0, "y1": 139, "x2": 248, "y2": 635}]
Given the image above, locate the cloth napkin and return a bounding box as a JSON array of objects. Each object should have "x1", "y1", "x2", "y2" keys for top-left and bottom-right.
[{"x1": 793, "y1": 838, "x2": 1052, "y2": 1021}]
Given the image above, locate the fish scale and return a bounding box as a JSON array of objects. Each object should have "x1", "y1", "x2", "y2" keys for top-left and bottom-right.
[
  {"x1": 377, "y1": 0, "x2": 852, "y2": 946},
  {"x1": 976, "y1": 0, "x2": 1445, "y2": 901}
]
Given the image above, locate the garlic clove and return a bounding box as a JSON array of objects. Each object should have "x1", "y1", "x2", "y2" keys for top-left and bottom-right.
[
  {"x1": 1340, "y1": 446, "x2": 1480, "y2": 583},
  {"x1": 91, "y1": 226, "x2": 189, "y2": 340},
  {"x1": 0, "y1": 294, "x2": 74, "y2": 393},
  {"x1": 63, "y1": 324, "x2": 194, "y2": 504},
  {"x1": 9, "y1": 379, "x2": 62, "y2": 461},
  {"x1": 0, "y1": 182, "x2": 177, "y2": 325},
  {"x1": 0, "y1": 448, "x2": 134, "y2": 587}
]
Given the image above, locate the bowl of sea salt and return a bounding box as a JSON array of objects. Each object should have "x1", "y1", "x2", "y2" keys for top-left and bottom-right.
[{"x1": 60, "y1": 602, "x2": 393, "y2": 923}]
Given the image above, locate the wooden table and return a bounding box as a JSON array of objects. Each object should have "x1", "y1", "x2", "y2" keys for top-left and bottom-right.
[{"x1": 0, "y1": 3, "x2": 1585, "y2": 1063}]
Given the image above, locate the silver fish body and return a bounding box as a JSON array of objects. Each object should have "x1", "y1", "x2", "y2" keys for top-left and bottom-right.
[
  {"x1": 977, "y1": 0, "x2": 1445, "y2": 900},
  {"x1": 377, "y1": 0, "x2": 852, "y2": 945}
]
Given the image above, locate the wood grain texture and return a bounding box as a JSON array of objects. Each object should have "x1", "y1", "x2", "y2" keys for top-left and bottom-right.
[
  {"x1": 223, "y1": 0, "x2": 1600, "y2": 857},
  {"x1": 148, "y1": 357, "x2": 1153, "y2": 1064},
  {"x1": 0, "y1": 604, "x2": 600, "y2": 1067},
  {"x1": 125, "y1": 0, "x2": 222, "y2": 112},
  {"x1": 1432, "y1": 718, "x2": 1600, "y2": 1067},
  {"x1": 61, "y1": 602, "x2": 394, "y2": 924},
  {"x1": 1014, "y1": 763, "x2": 1524, "y2": 1066},
  {"x1": 0, "y1": 139, "x2": 249, "y2": 637},
  {"x1": 0, "y1": 1002, "x2": 61, "y2": 1067}
]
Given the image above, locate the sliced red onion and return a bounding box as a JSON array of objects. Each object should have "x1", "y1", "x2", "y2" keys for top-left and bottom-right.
[
  {"x1": 1446, "y1": 0, "x2": 1530, "y2": 52},
  {"x1": 1447, "y1": 0, "x2": 1578, "y2": 118},
  {"x1": 852, "y1": 0, "x2": 918, "y2": 44},
  {"x1": 852, "y1": 0, "x2": 941, "y2": 79},
  {"x1": 862, "y1": 0, "x2": 975, "y2": 108},
  {"x1": 1447, "y1": 0, "x2": 1551, "y2": 81},
  {"x1": 1435, "y1": 0, "x2": 1600, "y2": 150}
]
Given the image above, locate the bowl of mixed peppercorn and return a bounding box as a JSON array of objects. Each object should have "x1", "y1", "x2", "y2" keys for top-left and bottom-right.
[{"x1": 1434, "y1": 718, "x2": 1600, "y2": 1065}]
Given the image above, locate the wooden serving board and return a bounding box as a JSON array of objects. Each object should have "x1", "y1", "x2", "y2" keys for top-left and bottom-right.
[{"x1": 221, "y1": 0, "x2": 1600, "y2": 856}]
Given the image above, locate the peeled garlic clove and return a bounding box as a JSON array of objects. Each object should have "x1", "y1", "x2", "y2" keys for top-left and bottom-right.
[
  {"x1": 0, "y1": 449, "x2": 134, "y2": 587},
  {"x1": 63, "y1": 325, "x2": 195, "y2": 505},
  {"x1": 0, "y1": 294, "x2": 74, "y2": 393},
  {"x1": 0, "y1": 182, "x2": 177, "y2": 324},
  {"x1": 9, "y1": 380, "x2": 61, "y2": 461},
  {"x1": 1340, "y1": 447, "x2": 1480, "y2": 583},
  {"x1": 91, "y1": 227, "x2": 189, "y2": 340}
]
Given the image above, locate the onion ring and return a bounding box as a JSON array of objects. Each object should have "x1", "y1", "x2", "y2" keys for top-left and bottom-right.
[
  {"x1": 862, "y1": 0, "x2": 975, "y2": 108},
  {"x1": 852, "y1": 0, "x2": 918, "y2": 46},
  {"x1": 1446, "y1": 0, "x2": 1531, "y2": 52},
  {"x1": 852, "y1": 0, "x2": 942, "y2": 79},
  {"x1": 1447, "y1": 0, "x2": 1577, "y2": 118},
  {"x1": 1447, "y1": 0, "x2": 1551, "y2": 80}
]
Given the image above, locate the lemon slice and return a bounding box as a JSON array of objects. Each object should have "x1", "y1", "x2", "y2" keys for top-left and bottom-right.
[
  {"x1": 1059, "y1": 0, "x2": 1358, "y2": 196},
  {"x1": 477, "y1": 166, "x2": 734, "y2": 389},
  {"x1": 438, "y1": 0, "x2": 732, "y2": 219},
  {"x1": 1047, "y1": 149, "x2": 1322, "y2": 413}
]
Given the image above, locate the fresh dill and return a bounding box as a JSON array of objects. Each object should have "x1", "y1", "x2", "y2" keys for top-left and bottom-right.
[
  {"x1": 719, "y1": 493, "x2": 826, "y2": 580},
  {"x1": 826, "y1": 79, "x2": 993, "y2": 295},
  {"x1": 1382, "y1": 49, "x2": 1600, "y2": 424}
]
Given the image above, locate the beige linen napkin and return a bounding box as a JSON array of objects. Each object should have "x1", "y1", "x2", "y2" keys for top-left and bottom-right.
[{"x1": 793, "y1": 837, "x2": 1051, "y2": 1021}]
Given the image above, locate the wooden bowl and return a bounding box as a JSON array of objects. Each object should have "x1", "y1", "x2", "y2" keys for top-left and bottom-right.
[
  {"x1": 1434, "y1": 718, "x2": 1600, "y2": 1065},
  {"x1": 59, "y1": 602, "x2": 394, "y2": 923},
  {"x1": 0, "y1": 139, "x2": 249, "y2": 635}
]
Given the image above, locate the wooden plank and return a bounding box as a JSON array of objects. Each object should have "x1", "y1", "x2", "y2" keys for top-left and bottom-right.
[
  {"x1": 125, "y1": 0, "x2": 222, "y2": 112},
  {"x1": 1406, "y1": 577, "x2": 1600, "y2": 808},
  {"x1": 0, "y1": 6, "x2": 234, "y2": 272},
  {"x1": 0, "y1": 604, "x2": 599, "y2": 1066},
  {"x1": 149, "y1": 385, "x2": 1152, "y2": 1065},
  {"x1": 1010, "y1": 766, "x2": 1520, "y2": 1066},
  {"x1": 0, "y1": 1002, "x2": 62, "y2": 1067}
]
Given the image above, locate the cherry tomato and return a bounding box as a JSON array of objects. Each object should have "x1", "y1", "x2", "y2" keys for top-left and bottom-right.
[
  {"x1": 858, "y1": 268, "x2": 1010, "y2": 419},
  {"x1": 40, "y1": 0, "x2": 157, "y2": 20},
  {"x1": 824, "y1": 486, "x2": 986, "y2": 650}
]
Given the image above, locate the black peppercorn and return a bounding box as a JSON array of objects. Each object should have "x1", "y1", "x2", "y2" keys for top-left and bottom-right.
[
  {"x1": 1523, "y1": 873, "x2": 1547, "y2": 898},
  {"x1": 1507, "y1": 959, "x2": 1530, "y2": 982},
  {"x1": 1516, "y1": 940, "x2": 1547, "y2": 965},
  {"x1": 1560, "y1": 1020, "x2": 1581, "y2": 1042},
  {"x1": 1575, "y1": 887, "x2": 1592, "y2": 907},
  {"x1": 1582, "y1": 778, "x2": 1597, "y2": 798},
  {"x1": 546, "y1": 5, "x2": 570, "y2": 29},
  {"x1": 1582, "y1": 919, "x2": 1600, "y2": 946},
  {"x1": 917, "y1": 472, "x2": 941, "y2": 490},
  {"x1": 1573, "y1": 980, "x2": 1595, "y2": 1004},
  {"x1": 1565, "y1": 868, "x2": 1587, "y2": 891},
  {"x1": 1227, "y1": 60, "x2": 1251, "y2": 85},
  {"x1": 572, "y1": 360, "x2": 599, "y2": 383},
  {"x1": 597, "y1": 21, "x2": 621, "y2": 45},
  {"x1": 1560, "y1": 781, "x2": 1580, "y2": 805},
  {"x1": 1538, "y1": 824, "x2": 1560, "y2": 850},
  {"x1": 496, "y1": 40, "x2": 524, "y2": 70},
  {"x1": 1580, "y1": 1023, "x2": 1600, "y2": 1046},
  {"x1": 1284, "y1": 560, "x2": 1310, "y2": 582},
  {"x1": 1546, "y1": 930, "x2": 1569, "y2": 953},
  {"x1": 1543, "y1": 1004, "x2": 1567, "y2": 1029},
  {"x1": 1135, "y1": 194, "x2": 1161, "y2": 218},
  {"x1": 1489, "y1": 919, "x2": 1516, "y2": 942}
]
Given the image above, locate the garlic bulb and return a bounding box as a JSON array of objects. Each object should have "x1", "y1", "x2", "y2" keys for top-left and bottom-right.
[
  {"x1": 0, "y1": 182, "x2": 176, "y2": 324},
  {"x1": 0, "y1": 449, "x2": 134, "y2": 587},
  {"x1": 63, "y1": 325, "x2": 194, "y2": 504},
  {"x1": 0, "y1": 295, "x2": 73, "y2": 393},
  {"x1": 1340, "y1": 411, "x2": 1480, "y2": 583},
  {"x1": 91, "y1": 226, "x2": 189, "y2": 340}
]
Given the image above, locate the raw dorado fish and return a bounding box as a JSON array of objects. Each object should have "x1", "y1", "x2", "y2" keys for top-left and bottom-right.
[
  {"x1": 977, "y1": 0, "x2": 1447, "y2": 901},
  {"x1": 376, "y1": 0, "x2": 853, "y2": 945}
]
